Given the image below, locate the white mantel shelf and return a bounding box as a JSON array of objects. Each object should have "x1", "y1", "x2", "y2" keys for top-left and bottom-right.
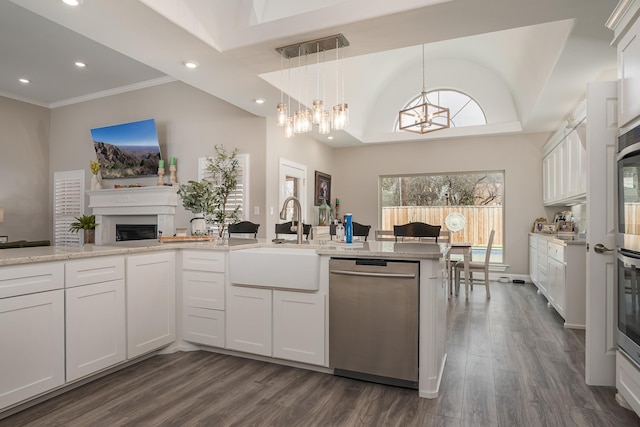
[{"x1": 87, "y1": 186, "x2": 179, "y2": 245}]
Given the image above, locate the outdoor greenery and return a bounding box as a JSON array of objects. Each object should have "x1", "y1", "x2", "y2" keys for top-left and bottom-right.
[{"x1": 381, "y1": 172, "x2": 503, "y2": 207}]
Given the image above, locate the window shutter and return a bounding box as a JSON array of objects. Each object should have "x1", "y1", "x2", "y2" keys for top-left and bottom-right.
[
  {"x1": 198, "y1": 153, "x2": 249, "y2": 234},
  {"x1": 53, "y1": 170, "x2": 84, "y2": 246}
]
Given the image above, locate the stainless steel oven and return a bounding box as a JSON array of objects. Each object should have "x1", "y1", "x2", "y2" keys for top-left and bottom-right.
[
  {"x1": 617, "y1": 124, "x2": 640, "y2": 366},
  {"x1": 617, "y1": 125, "x2": 640, "y2": 252},
  {"x1": 618, "y1": 249, "x2": 640, "y2": 366}
]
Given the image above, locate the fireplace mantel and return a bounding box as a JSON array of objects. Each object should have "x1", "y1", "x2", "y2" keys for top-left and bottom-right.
[{"x1": 87, "y1": 186, "x2": 179, "y2": 244}]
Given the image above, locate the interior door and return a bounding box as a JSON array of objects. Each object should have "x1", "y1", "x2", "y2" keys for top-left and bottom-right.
[{"x1": 585, "y1": 81, "x2": 618, "y2": 386}]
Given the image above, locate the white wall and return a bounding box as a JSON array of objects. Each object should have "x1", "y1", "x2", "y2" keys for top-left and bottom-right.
[
  {"x1": 265, "y1": 117, "x2": 335, "y2": 240},
  {"x1": 0, "y1": 96, "x2": 50, "y2": 242},
  {"x1": 331, "y1": 133, "x2": 549, "y2": 274},
  {"x1": 49, "y1": 81, "x2": 267, "y2": 237},
  {"x1": 5, "y1": 82, "x2": 548, "y2": 274}
]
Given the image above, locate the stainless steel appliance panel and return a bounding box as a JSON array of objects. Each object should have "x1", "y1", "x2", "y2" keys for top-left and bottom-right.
[{"x1": 329, "y1": 258, "x2": 419, "y2": 388}]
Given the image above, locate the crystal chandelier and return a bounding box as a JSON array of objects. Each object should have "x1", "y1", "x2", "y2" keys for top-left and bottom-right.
[
  {"x1": 276, "y1": 34, "x2": 349, "y2": 138},
  {"x1": 399, "y1": 45, "x2": 450, "y2": 134}
]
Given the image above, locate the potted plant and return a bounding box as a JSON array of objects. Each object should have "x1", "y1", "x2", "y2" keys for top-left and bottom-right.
[
  {"x1": 206, "y1": 144, "x2": 241, "y2": 238},
  {"x1": 69, "y1": 214, "x2": 98, "y2": 244},
  {"x1": 177, "y1": 180, "x2": 216, "y2": 235},
  {"x1": 177, "y1": 145, "x2": 241, "y2": 238}
]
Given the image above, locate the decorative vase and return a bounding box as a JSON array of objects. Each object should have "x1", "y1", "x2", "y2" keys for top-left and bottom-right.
[
  {"x1": 91, "y1": 174, "x2": 102, "y2": 190},
  {"x1": 84, "y1": 229, "x2": 95, "y2": 244}
]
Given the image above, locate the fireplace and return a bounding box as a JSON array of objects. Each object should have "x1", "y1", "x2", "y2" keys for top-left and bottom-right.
[
  {"x1": 87, "y1": 187, "x2": 179, "y2": 245},
  {"x1": 116, "y1": 224, "x2": 158, "y2": 241}
]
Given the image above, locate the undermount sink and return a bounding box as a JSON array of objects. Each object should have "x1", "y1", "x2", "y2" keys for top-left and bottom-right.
[{"x1": 229, "y1": 247, "x2": 319, "y2": 291}]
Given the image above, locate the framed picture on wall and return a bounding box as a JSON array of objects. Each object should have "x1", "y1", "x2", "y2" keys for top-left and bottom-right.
[
  {"x1": 314, "y1": 171, "x2": 331, "y2": 206},
  {"x1": 0, "y1": 236, "x2": 7, "y2": 244}
]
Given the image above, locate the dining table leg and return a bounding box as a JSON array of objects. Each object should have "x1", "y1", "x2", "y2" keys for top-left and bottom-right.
[{"x1": 463, "y1": 248, "x2": 470, "y2": 300}]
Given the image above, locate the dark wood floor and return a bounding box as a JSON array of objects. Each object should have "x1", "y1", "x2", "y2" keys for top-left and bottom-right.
[{"x1": 2, "y1": 282, "x2": 640, "y2": 426}]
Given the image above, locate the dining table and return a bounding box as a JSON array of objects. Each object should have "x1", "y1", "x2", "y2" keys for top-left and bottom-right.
[{"x1": 447, "y1": 242, "x2": 472, "y2": 299}]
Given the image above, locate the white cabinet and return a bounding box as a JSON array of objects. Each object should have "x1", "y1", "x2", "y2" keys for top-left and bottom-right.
[
  {"x1": 65, "y1": 257, "x2": 126, "y2": 382},
  {"x1": 547, "y1": 243, "x2": 566, "y2": 317},
  {"x1": 617, "y1": 350, "x2": 640, "y2": 416},
  {"x1": 529, "y1": 234, "x2": 585, "y2": 328},
  {"x1": 543, "y1": 127, "x2": 586, "y2": 206},
  {"x1": 182, "y1": 250, "x2": 226, "y2": 348},
  {"x1": 226, "y1": 284, "x2": 326, "y2": 365},
  {"x1": 273, "y1": 290, "x2": 325, "y2": 365},
  {"x1": 0, "y1": 263, "x2": 65, "y2": 410},
  {"x1": 226, "y1": 286, "x2": 272, "y2": 356},
  {"x1": 616, "y1": 15, "x2": 640, "y2": 127},
  {"x1": 126, "y1": 252, "x2": 176, "y2": 359}
]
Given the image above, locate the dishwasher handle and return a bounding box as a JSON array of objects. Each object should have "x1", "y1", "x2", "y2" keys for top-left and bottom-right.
[{"x1": 329, "y1": 269, "x2": 417, "y2": 279}]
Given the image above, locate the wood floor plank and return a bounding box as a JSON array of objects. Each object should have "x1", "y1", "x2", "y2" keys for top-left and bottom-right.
[{"x1": 2, "y1": 282, "x2": 639, "y2": 427}]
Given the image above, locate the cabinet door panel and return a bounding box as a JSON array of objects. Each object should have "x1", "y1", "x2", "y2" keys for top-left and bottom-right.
[
  {"x1": 0, "y1": 290, "x2": 64, "y2": 409},
  {"x1": 183, "y1": 307, "x2": 225, "y2": 347},
  {"x1": 273, "y1": 291, "x2": 325, "y2": 366},
  {"x1": 66, "y1": 280, "x2": 126, "y2": 382},
  {"x1": 183, "y1": 271, "x2": 225, "y2": 310},
  {"x1": 126, "y1": 252, "x2": 176, "y2": 359},
  {"x1": 226, "y1": 286, "x2": 271, "y2": 356}
]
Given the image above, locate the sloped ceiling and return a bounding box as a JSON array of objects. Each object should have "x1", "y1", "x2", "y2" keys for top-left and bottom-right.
[{"x1": 3, "y1": 0, "x2": 619, "y2": 147}]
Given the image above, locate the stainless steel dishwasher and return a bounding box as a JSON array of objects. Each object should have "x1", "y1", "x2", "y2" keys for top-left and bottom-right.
[{"x1": 329, "y1": 257, "x2": 419, "y2": 389}]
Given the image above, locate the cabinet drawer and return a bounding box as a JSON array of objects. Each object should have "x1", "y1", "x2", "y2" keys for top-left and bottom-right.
[
  {"x1": 617, "y1": 350, "x2": 640, "y2": 417},
  {"x1": 0, "y1": 262, "x2": 64, "y2": 298},
  {"x1": 65, "y1": 256, "x2": 125, "y2": 288},
  {"x1": 183, "y1": 307, "x2": 225, "y2": 348},
  {"x1": 548, "y1": 242, "x2": 565, "y2": 262},
  {"x1": 537, "y1": 239, "x2": 548, "y2": 257},
  {"x1": 182, "y1": 250, "x2": 225, "y2": 272},
  {"x1": 183, "y1": 271, "x2": 225, "y2": 310}
]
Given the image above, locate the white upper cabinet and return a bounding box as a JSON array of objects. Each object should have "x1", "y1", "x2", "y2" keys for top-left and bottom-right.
[
  {"x1": 610, "y1": 1, "x2": 640, "y2": 128},
  {"x1": 543, "y1": 123, "x2": 587, "y2": 206}
]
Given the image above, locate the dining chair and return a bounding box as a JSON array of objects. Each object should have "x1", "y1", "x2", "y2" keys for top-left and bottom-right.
[
  {"x1": 393, "y1": 222, "x2": 442, "y2": 242},
  {"x1": 228, "y1": 221, "x2": 260, "y2": 238},
  {"x1": 275, "y1": 221, "x2": 311, "y2": 240},
  {"x1": 455, "y1": 229, "x2": 495, "y2": 299},
  {"x1": 330, "y1": 222, "x2": 371, "y2": 241}
]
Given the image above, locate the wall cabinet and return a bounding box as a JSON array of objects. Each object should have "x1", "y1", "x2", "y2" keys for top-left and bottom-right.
[
  {"x1": 126, "y1": 252, "x2": 176, "y2": 359},
  {"x1": 617, "y1": 15, "x2": 640, "y2": 128},
  {"x1": 182, "y1": 250, "x2": 226, "y2": 348},
  {"x1": 0, "y1": 263, "x2": 65, "y2": 410},
  {"x1": 543, "y1": 127, "x2": 586, "y2": 206},
  {"x1": 529, "y1": 234, "x2": 585, "y2": 328},
  {"x1": 65, "y1": 257, "x2": 126, "y2": 382}
]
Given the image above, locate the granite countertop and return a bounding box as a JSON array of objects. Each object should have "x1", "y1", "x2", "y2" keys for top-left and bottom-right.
[
  {"x1": 529, "y1": 232, "x2": 586, "y2": 245},
  {"x1": 0, "y1": 238, "x2": 447, "y2": 266}
]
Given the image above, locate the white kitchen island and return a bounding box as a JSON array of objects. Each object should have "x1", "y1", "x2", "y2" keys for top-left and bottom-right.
[{"x1": 0, "y1": 239, "x2": 447, "y2": 418}]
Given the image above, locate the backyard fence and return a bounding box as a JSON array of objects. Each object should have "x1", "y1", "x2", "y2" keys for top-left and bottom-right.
[{"x1": 381, "y1": 206, "x2": 503, "y2": 247}]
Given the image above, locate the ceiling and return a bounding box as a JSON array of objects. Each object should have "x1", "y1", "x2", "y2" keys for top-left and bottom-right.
[{"x1": 1, "y1": 0, "x2": 619, "y2": 147}]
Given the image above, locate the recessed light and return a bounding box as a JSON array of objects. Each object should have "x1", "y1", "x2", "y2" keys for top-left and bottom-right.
[
  {"x1": 328, "y1": 136, "x2": 334, "y2": 140},
  {"x1": 18, "y1": 78, "x2": 30, "y2": 84},
  {"x1": 75, "y1": 61, "x2": 86, "y2": 68},
  {"x1": 62, "y1": 0, "x2": 82, "y2": 6},
  {"x1": 254, "y1": 98, "x2": 266, "y2": 104},
  {"x1": 183, "y1": 61, "x2": 199, "y2": 69}
]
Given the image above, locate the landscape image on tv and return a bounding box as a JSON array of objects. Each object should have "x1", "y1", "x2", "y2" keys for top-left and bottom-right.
[{"x1": 90, "y1": 118, "x2": 162, "y2": 179}]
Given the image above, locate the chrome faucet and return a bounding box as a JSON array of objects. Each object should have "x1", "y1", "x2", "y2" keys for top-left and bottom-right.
[{"x1": 280, "y1": 196, "x2": 303, "y2": 244}]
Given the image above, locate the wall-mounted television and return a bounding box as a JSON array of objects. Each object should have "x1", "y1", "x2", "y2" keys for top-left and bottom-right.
[{"x1": 90, "y1": 118, "x2": 162, "y2": 179}]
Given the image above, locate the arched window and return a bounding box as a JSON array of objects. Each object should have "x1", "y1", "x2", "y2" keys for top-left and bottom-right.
[{"x1": 395, "y1": 90, "x2": 486, "y2": 131}]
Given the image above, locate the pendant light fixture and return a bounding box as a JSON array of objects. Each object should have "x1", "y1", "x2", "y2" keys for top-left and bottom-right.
[
  {"x1": 399, "y1": 44, "x2": 450, "y2": 134},
  {"x1": 275, "y1": 34, "x2": 349, "y2": 138},
  {"x1": 276, "y1": 54, "x2": 287, "y2": 126}
]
